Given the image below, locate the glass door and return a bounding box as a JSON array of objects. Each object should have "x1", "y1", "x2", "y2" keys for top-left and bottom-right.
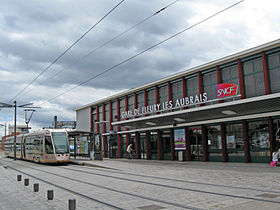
[{"x1": 189, "y1": 128, "x2": 202, "y2": 161}]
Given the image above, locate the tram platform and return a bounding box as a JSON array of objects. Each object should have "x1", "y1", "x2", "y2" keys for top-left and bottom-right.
[{"x1": 69, "y1": 157, "x2": 280, "y2": 174}]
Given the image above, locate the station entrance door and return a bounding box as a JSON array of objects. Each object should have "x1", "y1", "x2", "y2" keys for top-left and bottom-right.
[{"x1": 189, "y1": 127, "x2": 202, "y2": 161}]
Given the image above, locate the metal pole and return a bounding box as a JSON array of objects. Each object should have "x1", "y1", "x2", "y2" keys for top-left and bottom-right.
[{"x1": 14, "y1": 101, "x2": 17, "y2": 160}]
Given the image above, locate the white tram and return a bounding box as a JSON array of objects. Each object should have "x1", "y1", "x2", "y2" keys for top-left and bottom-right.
[{"x1": 4, "y1": 129, "x2": 70, "y2": 163}]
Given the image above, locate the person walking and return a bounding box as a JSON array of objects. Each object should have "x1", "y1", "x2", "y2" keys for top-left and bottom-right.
[
  {"x1": 126, "y1": 144, "x2": 133, "y2": 159},
  {"x1": 271, "y1": 150, "x2": 279, "y2": 167}
]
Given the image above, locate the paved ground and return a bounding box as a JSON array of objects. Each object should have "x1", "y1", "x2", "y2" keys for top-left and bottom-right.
[{"x1": 1, "y1": 151, "x2": 280, "y2": 210}]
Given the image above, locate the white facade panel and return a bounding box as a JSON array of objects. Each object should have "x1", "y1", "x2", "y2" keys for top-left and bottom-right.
[{"x1": 76, "y1": 107, "x2": 91, "y2": 132}]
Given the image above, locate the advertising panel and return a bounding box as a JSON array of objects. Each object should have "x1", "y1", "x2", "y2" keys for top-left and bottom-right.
[{"x1": 174, "y1": 129, "x2": 186, "y2": 150}]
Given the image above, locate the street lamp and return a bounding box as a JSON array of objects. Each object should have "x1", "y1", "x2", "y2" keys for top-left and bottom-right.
[{"x1": 0, "y1": 101, "x2": 40, "y2": 160}]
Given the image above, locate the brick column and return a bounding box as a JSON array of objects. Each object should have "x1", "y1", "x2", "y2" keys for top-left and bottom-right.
[
  {"x1": 201, "y1": 126, "x2": 208, "y2": 162},
  {"x1": 145, "y1": 131, "x2": 150, "y2": 160},
  {"x1": 96, "y1": 105, "x2": 100, "y2": 134},
  {"x1": 237, "y1": 59, "x2": 245, "y2": 99},
  {"x1": 221, "y1": 122, "x2": 228, "y2": 162},
  {"x1": 262, "y1": 52, "x2": 271, "y2": 95},
  {"x1": 182, "y1": 77, "x2": 187, "y2": 109},
  {"x1": 155, "y1": 85, "x2": 159, "y2": 114},
  {"x1": 157, "y1": 130, "x2": 163, "y2": 160},
  {"x1": 198, "y1": 71, "x2": 204, "y2": 106},
  {"x1": 90, "y1": 107, "x2": 93, "y2": 132},
  {"x1": 185, "y1": 127, "x2": 191, "y2": 161},
  {"x1": 170, "y1": 128, "x2": 175, "y2": 161},
  {"x1": 144, "y1": 89, "x2": 148, "y2": 116},
  {"x1": 135, "y1": 131, "x2": 140, "y2": 159},
  {"x1": 117, "y1": 99, "x2": 121, "y2": 158},
  {"x1": 242, "y1": 120, "x2": 250, "y2": 163},
  {"x1": 102, "y1": 104, "x2": 106, "y2": 158},
  {"x1": 168, "y1": 81, "x2": 172, "y2": 112},
  {"x1": 134, "y1": 93, "x2": 138, "y2": 118}
]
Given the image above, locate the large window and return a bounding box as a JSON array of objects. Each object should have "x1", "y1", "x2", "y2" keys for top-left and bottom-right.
[
  {"x1": 92, "y1": 108, "x2": 97, "y2": 134},
  {"x1": 105, "y1": 103, "x2": 110, "y2": 132},
  {"x1": 150, "y1": 132, "x2": 158, "y2": 160},
  {"x1": 52, "y1": 132, "x2": 69, "y2": 154},
  {"x1": 268, "y1": 51, "x2": 280, "y2": 93},
  {"x1": 128, "y1": 95, "x2": 134, "y2": 118},
  {"x1": 186, "y1": 75, "x2": 199, "y2": 108},
  {"x1": 137, "y1": 92, "x2": 144, "y2": 118},
  {"x1": 119, "y1": 98, "x2": 125, "y2": 131},
  {"x1": 172, "y1": 80, "x2": 183, "y2": 110},
  {"x1": 98, "y1": 106, "x2": 103, "y2": 133},
  {"x1": 159, "y1": 84, "x2": 169, "y2": 113},
  {"x1": 202, "y1": 70, "x2": 217, "y2": 105},
  {"x1": 162, "y1": 130, "x2": 171, "y2": 160},
  {"x1": 243, "y1": 57, "x2": 265, "y2": 98},
  {"x1": 225, "y1": 123, "x2": 244, "y2": 162},
  {"x1": 147, "y1": 88, "x2": 155, "y2": 116},
  {"x1": 207, "y1": 125, "x2": 222, "y2": 161},
  {"x1": 221, "y1": 64, "x2": 239, "y2": 102},
  {"x1": 248, "y1": 120, "x2": 270, "y2": 163},
  {"x1": 112, "y1": 101, "x2": 118, "y2": 132}
]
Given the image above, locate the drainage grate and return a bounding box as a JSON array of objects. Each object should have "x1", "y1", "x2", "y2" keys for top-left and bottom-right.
[
  {"x1": 138, "y1": 204, "x2": 166, "y2": 210},
  {"x1": 256, "y1": 193, "x2": 280, "y2": 198}
]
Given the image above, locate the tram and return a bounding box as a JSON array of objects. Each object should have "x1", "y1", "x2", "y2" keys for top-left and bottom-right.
[{"x1": 4, "y1": 129, "x2": 70, "y2": 163}]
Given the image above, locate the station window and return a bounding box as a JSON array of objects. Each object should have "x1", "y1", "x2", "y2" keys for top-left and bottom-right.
[
  {"x1": 112, "y1": 101, "x2": 118, "y2": 132},
  {"x1": 98, "y1": 106, "x2": 103, "y2": 133},
  {"x1": 221, "y1": 64, "x2": 239, "y2": 102},
  {"x1": 248, "y1": 120, "x2": 270, "y2": 163},
  {"x1": 92, "y1": 108, "x2": 97, "y2": 133},
  {"x1": 225, "y1": 123, "x2": 244, "y2": 162},
  {"x1": 267, "y1": 51, "x2": 280, "y2": 93},
  {"x1": 202, "y1": 70, "x2": 217, "y2": 105},
  {"x1": 243, "y1": 57, "x2": 265, "y2": 98},
  {"x1": 207, "y1": 125, "x2": 222, "y2": 162},
  {"x1": 137, "y1": 92, "x2": 144, "y2": 118},
  {"x1": 147, "y1": 88, "x2": 156, "y2": 116},
  {"x1": 172, "y1": 80, "x2": 183, "y2": 110},
  {"x1": 128, "y1": 95, "x2": 134, "y2": 117},
  {"x1": 186, "y1": 75, "x2": 199, "y2": 108},
  {"x1": 119, "y1": 98, "x2": 125, "y2": 131},
  {"x1": 159, "y1": 84, "x2": 169, "y2": 113},
  {"x1": 105, "y1": 103, "x2": 110, "y2": 132}
]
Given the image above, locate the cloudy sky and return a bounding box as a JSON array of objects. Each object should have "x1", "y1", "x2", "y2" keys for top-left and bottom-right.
[{"x1": 0, "y1": 0, "x2": 280, "y2": 135}]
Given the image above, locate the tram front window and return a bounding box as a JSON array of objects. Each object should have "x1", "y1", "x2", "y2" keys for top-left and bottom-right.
[
  {"x1": 52, "y1": 132, "x2": 69, "y2": 154},
  {"x1": 45, "y1": 136, "x2": 54, "y2": 154}
]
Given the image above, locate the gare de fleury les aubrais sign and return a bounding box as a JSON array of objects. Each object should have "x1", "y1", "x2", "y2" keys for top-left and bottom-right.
[{"x1": 121, "y1": 83, "x2": 238, "y2": 119}]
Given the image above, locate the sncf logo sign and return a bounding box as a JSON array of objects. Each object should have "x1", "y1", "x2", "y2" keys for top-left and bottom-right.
[{"x1": 217, "y1": 83, "x2": 238, "y2": 98}]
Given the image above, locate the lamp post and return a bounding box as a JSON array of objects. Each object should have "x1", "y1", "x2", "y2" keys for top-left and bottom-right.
[{"x1": 0, "y1": 101, "x2": 40, "y2": 160}]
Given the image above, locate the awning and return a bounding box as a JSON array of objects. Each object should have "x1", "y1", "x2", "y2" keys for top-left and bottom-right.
[{"x1": 111, "y1": 93, "x2": 280, "y2": 131}]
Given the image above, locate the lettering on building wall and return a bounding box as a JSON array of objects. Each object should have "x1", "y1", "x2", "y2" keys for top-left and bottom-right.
[{"x1": 121, "y1": 93, "x2": 208, "y2": 119}]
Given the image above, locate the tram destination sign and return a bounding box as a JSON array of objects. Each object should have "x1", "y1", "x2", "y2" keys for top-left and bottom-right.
[{"x1": 121, "y1": 93, "x2": 208, "y2": 119}]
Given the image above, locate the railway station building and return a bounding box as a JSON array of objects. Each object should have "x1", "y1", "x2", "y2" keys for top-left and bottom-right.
[{"x1": 75, "y1": 39, "x2": 280, "y2": 163}]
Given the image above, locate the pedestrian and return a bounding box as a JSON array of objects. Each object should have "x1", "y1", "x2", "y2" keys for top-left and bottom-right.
[
  {"x1": 271, "y1": 150, "x2": 279, "y2": 167},
  {"x1": 126, "y1": 144, "x2": 133, "y2": 159}
]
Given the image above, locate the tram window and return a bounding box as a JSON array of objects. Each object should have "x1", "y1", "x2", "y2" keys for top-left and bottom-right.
[
  {"x1": 45, "y1": 136, "x2": 54, "y2": 154},
  {"x1": 51, "y1": 132, "x2": 69, "y2": 154}
]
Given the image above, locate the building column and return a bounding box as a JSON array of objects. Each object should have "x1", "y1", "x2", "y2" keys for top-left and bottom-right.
[
  {"x1": 135, "y1": 131, "x2": 140, "y2": 159},
  {"x1": 268, "y1": 117, "x2": 275, "y2": 159},
  {"x1": 182, "y1": 77, "x2": 187, "y2": 109},
  {"x1": 102, "y1": 104, "x2": 106, "y2": 158},
  {"x1": 262, "y1": 52, "x2": 271, "y2": 95},
  {"x1": 170, "y1": 128, "x2": 175, "y2": 161},
  {"x1": 221, "y1": 122, "x2": 228, "y2": 162},
  {"x1": 134, "y1": 93, "x2": 138, "y2": 119},
  {"x1": 157, "y1": 130, "x2": 163, "y2": 160},
  {"x1": 201, "y1": 125, "x2": 208, "y2": 162},
  {"x1": 242, "y1": 120, "x2": 250, "y2": 163},
  {"x1": 237, "y1": 59, "x2": 245, "y2": 99},
  {"x1": 185, "y1": 127, "x2": 191, "y2": 161},
  {"x1": 116, "y1": 99, "x2": 121, "y2": 158},
  {"x1": 145, "y1": 131, "x2": 150, "y2": 160},
  {"x1": 90, "y1": 107, "x2": 93, "y2": 132},
  {"x1": 144, "y1": 89, "x2": 148, "y2": 117},
  {"x1": 96, "y1": 105, "x2": 100, "y2": 134},
  {"x1": 198, "y1": 71, "x2": 204, "y2": 107},
  {"x1": 155, "y1": 85, "x2": 159, "y2": 114},
  {"x1": 168, "y1": 81, "x2": 172, "y2": 112}
]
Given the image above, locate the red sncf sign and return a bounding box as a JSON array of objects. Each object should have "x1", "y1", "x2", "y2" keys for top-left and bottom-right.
[{"x1": 217, "y1": 83, "x2": 238, "y2": 98}]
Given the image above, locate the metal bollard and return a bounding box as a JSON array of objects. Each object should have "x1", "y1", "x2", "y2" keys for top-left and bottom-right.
[
  {"x1": 69, "y1": 199, "x2": 76, "y2": 210},
  {"x1": 47, "y1": 190, "x2": 54, "y2": 200},
  {"x1": 17, "y1": 175, "x2": 22, "y2": 181},
  {"x1": 24, "y1": 178, "x2": 29, "y2": 186},
  {"x1": 34, "y1": 183, "x2": 39, "y2": 192}
]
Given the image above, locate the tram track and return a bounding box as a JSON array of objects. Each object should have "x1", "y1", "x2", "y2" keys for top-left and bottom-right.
[
  {"x1": 64, "y1": 164, "x2": 280, "y2": 194},
  {"x1": 2, "y1": 158, "x2": 280, "y2": 207},
  {"x1": 0, "y1": 159, "x2": 200, "y2": 210}
]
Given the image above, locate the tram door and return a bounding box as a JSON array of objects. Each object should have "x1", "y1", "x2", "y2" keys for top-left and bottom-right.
[{"x1": 190, "y1": 128, "x2": 202, "y2": 161}]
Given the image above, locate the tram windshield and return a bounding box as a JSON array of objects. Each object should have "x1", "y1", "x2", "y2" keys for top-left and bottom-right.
[{"x1": 51, "y1": 132, "x2": 69, "y2": 154}]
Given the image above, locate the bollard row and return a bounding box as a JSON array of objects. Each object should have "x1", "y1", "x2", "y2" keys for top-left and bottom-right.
[{"x1": 17, "y1": 174, "x2": 77, "y2": 209}]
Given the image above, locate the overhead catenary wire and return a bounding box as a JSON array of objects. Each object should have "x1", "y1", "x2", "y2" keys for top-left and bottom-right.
[
  {"x1": 39, "y1": 0, "x2": 245, "y2": 106},
  {"x1": 9, "y1": 0, "x2": 125, "y2": 103},
  {"x1": 16, "y1": 0, "x2": 179, "y2": 101}
]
